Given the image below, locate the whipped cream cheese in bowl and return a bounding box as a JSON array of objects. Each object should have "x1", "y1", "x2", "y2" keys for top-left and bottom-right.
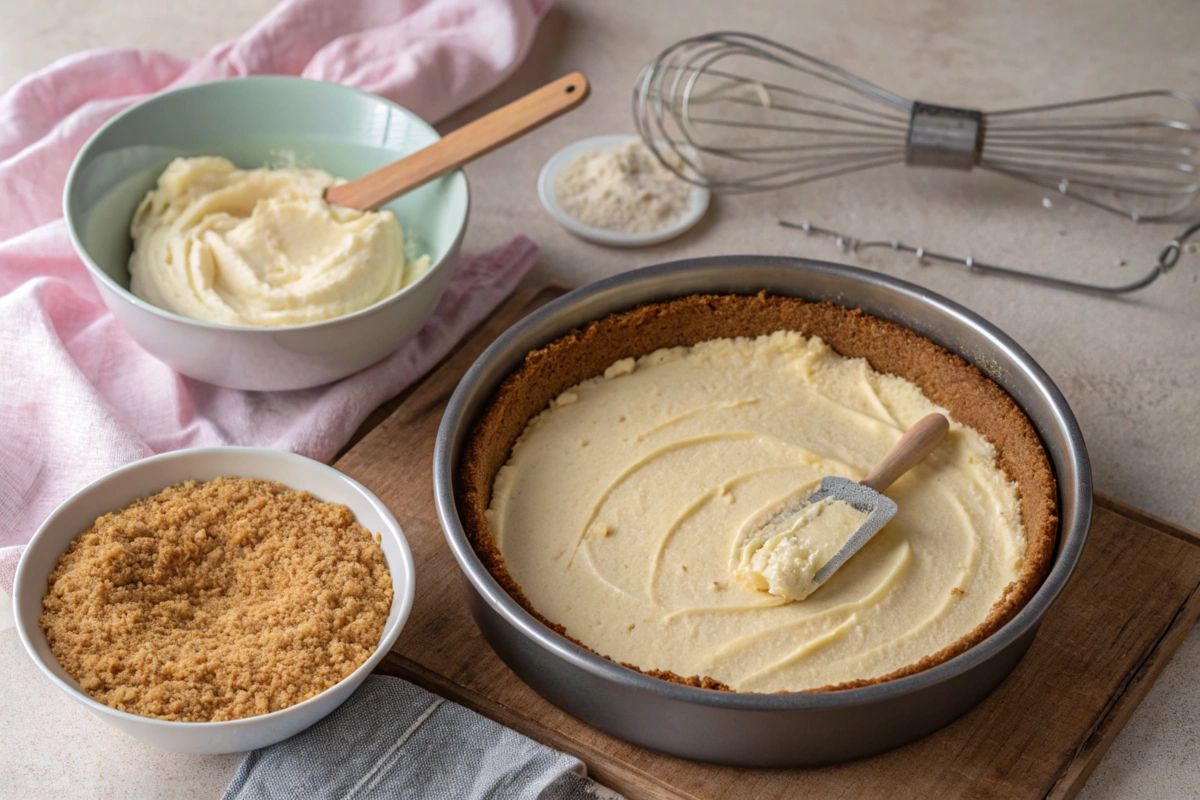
[
  {"x1": 64, "y1": 76, "x2": 468, "y2": 390},
  {"x1": 128, "y1": 156, "x2": 432, "y2": 328}
]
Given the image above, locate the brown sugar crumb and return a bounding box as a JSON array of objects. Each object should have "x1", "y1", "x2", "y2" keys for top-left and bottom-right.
[{"x1": 39, "y1": 477, "x2": 392, "y2": 722}]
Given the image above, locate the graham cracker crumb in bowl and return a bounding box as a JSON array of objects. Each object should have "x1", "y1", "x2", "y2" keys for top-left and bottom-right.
[{"x1": 39, "y1": 477, "x2": 392, "y2": 722}]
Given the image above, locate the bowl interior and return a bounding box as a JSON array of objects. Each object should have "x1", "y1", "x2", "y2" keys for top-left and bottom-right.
[
  {"x1": 14, "y1": 447, "x2": 414, "y2": 726},
  {"x1": 65, "y1": 76, "x2": 468, "y2": 300}
]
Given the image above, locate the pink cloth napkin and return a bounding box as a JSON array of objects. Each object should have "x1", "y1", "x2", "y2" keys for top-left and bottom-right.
[{"x1": 0, "y1": 0, "x2": 553, "y2": 595}]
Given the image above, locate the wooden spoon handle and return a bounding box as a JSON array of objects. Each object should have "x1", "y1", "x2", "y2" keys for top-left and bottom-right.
[
  {"x1": 325, "y1": 72, "x2": 590, "y2": 211},
  {"x1": 861, "y1": 413, "x2": 950, "y2": 492}
]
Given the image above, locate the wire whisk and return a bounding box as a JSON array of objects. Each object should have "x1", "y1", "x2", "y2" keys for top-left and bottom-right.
[{"x1": 634, "y1": 32, "x2": 1200, "y2": 222}]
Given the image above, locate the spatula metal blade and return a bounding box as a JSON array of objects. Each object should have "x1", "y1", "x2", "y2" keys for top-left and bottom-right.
[{"x1": 810, "y1": 476, "x2": 898, "y2": 586}]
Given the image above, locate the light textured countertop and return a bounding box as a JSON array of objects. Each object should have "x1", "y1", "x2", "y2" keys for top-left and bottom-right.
[{"x1": 3, "y1": 0, "x2": 1199, "y2": 797}]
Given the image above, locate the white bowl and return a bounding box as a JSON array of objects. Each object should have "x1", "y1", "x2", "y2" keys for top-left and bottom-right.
[
  {"x1": 63, "y1": 77, "x2": 470, "y2": 391},
  {"x1": 538, "y1": 134, "x2": 710, "y2": 247},
  {"x1": 12, "y1": 447, "x2": 415, "y2": 754}
]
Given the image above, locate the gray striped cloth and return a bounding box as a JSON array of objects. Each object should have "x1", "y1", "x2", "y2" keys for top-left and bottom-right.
[{"x1": 223, "y1": 675, "x2": 620, "y2": 800}]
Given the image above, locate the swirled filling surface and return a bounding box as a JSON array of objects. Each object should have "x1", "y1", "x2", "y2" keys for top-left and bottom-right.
[{"x1": 486, "y1": 331, "x2": 1025, "y2": 692}]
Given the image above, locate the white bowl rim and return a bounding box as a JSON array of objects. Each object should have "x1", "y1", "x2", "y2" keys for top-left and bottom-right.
[
  {"x1": 12, "y1": 446, "x2": 416, "y2": 730},
  {"x1": 62, "y1": 75, "x2": 470, "y2": 334},
  {"x1": 537, "y1": 133, "x2": 710, "y2": 247}
]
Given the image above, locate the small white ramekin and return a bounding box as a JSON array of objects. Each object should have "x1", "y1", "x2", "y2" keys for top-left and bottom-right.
[{"x1": 538, "y1": 134, "x2": 710, "y2": 247}]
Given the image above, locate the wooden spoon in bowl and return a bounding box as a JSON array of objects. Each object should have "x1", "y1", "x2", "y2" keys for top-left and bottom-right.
[{"x1": 325, "y1": 72, "x2": 590, "y2": 211}]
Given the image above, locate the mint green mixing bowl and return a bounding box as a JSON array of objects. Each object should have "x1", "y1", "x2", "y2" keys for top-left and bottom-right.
[{"x1": 63, "y1": 76, "x2": 469, "y2": 390}]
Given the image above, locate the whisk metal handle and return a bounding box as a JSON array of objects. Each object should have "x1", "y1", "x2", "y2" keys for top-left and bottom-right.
[{"x1": 905, "y1": 102, "x2": 984, "y2": 170}]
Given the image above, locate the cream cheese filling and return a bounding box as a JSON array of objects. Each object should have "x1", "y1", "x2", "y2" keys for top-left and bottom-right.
[
  {"x1": 486, "y1": 331, "x2": 1025, "y2": 692},
  {"x1": 734, "y1": 496, "x2": 868, "y2": 602},
  {"x1": 129, "y1": 156, "x2": 430, "y2": 327}
]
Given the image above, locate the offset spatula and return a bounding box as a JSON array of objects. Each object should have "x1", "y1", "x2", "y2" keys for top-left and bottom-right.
[{"x1": 804, "y1": 412, "x2": 950, "y2": 587}]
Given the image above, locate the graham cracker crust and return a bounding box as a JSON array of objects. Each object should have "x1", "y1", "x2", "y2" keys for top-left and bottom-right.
[{"x1": 459, "y1": 292, "x2": 1059, "y2": 693}]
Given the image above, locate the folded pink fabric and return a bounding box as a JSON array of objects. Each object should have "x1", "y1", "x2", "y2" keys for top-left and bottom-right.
[{"x1": 0, "y1": 0, "x2": 552, "y2": 595}]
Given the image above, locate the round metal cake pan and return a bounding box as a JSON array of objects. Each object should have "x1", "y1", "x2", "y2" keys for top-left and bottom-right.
[{"x1": 433, "y1": 256, "x2": 1092, "y2": 767}]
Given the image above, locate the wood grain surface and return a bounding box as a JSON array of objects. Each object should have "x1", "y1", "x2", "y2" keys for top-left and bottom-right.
[{"x1": 338, "y1": 287, "x2": 1200, "y2": 800}]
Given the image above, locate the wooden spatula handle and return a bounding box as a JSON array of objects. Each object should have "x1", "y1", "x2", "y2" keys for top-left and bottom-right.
[
  {"x1": 861, "y1": 413, "x2": 950, "y2": 492},
  {"x1": 325, "y1": 72, "x2": 590, "y2": 211}
]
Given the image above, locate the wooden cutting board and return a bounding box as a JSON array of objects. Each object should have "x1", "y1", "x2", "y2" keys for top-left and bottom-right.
[{"x1": 336, "y1": 286, "x2": 1200, "y2": 800}]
